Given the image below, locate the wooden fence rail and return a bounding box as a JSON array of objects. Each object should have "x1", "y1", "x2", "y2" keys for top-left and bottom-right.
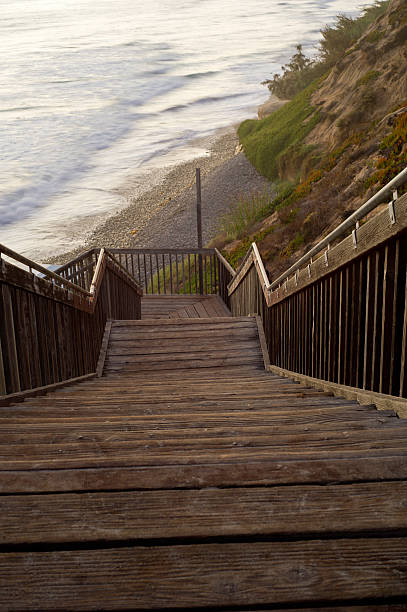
[
  {"x1": 56, "y1": 248, "x2": 234, "y2": 298},
  {"x1": 109, "y1": 248, "x2": 223, "y2": 296},
  {"x1": 0, "y1": 248, "x2": 142, "y2": 397},
  {"x1": 228, "y1": 182, "x2": 407, "y2": 402}
]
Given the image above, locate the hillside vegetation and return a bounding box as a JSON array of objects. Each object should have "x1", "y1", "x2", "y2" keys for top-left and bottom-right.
[{"x1": 214, "y1": 0, "x2": 407, "y2": 275}]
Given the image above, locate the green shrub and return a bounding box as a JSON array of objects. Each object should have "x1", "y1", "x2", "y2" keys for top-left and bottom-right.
[
  {"x1": 238, "y1": 79, "x2": 322, "y2": 181},
  {"x1": 263, "y1": 1, "x2": 389, "y2": 100}
]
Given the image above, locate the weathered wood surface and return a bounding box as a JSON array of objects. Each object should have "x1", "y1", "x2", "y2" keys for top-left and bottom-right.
[
  {"x1": 141, "y1": 294, "x2": 231, "y2": 319},
  {"x1": 1, "y1": 540, "x2": 407, "y2": 610},
  {"x1": 0, "y1": 252, "x2": 142, "y2": 397},
  {"x1": 228, "y1": 198, "x2": 407, "y2": 400},
  {"x1": 2, "y1": 481, "x2": 407, "y2": 544},
  {"x1": 0, "y1": 310, "x2": 406, "y2": 609}
]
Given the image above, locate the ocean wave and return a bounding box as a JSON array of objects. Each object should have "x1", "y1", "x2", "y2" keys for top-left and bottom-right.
[
  {"x1": 185, "y1": 70, "x2": 219, "y2": 79},
  {"x1": 0, "y1": 106, "x2": 45, "y2": 114}
]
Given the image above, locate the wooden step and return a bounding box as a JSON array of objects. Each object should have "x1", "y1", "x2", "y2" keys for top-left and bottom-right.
[
  {"x1": 1, "y1": 538, "x2": 406, "y2": 610},
  {"x1": 1, "y1": 481, "x2": 406, "y2": 545},
  {"x1": 1, "y1": 304, "x2": 406, "y2": 609}
]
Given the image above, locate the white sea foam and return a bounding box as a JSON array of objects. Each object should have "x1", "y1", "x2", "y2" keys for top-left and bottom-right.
[{"x1": 0, "y1": 0, "x2": 359, "y2": 258}]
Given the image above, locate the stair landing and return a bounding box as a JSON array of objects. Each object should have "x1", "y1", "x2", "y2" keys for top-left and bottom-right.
[{"x1": 141, "y1": 294, "x2": 231, "y2": 319}]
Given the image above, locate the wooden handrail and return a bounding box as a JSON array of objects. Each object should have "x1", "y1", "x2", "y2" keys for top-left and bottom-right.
[
  {"x1": 108, "y1": 248, "x2": 216, "y2": 255},
  {"x1": 54, "y1": 248, "x2": 98, "y2": 275},
  {"x1": 89, "y1": 248, "x2": 106, "y2": 296},
  {"x1": 269, "y1": 165, "x2": 407, "y2": 290},
  {"x1": 214, "y1": 248, "x2": 235, "y2": 277},
  {"x1": 226, "y1": 182, "x2": 407, "y2": 402},
  {"x1": 104, "y1": 250, "x2": 143, "y2": 295},
  {"x1": 0, "y1": 247, "x2": 143, "y2": 398},
  {"x1": 0, "y1": 243, "x2": 91, "y2": 296},
  {"x1": 228, "y1": 168, "x2": 407, "y2": 305}
]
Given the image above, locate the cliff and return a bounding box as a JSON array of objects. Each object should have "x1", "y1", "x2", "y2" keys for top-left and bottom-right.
[{"x1": 216, "y1": 0, "x2": 407, "y2": 278}]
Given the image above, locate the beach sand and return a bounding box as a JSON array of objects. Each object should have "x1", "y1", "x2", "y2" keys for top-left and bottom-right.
[{"x1": 47, "y1": 126, "x2": 272, "y2": 264}]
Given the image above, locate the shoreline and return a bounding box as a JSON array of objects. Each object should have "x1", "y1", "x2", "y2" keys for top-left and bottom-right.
[{"x1": 47, "y1": 124, "x2": 273, "y2": 264}]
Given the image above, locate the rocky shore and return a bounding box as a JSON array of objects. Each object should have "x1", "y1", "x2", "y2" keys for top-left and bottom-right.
[{"x1": 48, "y1": 126, "x2": 272, "y2": 264}]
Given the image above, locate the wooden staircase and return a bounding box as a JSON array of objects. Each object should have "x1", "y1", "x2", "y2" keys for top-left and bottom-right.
[{"x1": 1, "y1": 310, "x2": 407, "y2": 609}]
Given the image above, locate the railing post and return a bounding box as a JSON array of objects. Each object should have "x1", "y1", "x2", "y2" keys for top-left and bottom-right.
[
  {"x1": 0, "y1": 336, "x2": 6, "y2": 395},
  {"x1": 196, "y1": 168, "x2": 204, "y2": 295}
]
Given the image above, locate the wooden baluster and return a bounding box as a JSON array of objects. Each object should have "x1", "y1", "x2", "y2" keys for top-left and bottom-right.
[
  {"x1": 149, "y1": 255, "x2": 153, "y2": 295},
  {"x1": 175, "y1": 254, "x2": 180, "y2": 293},
  {"x1": 0, "y1": 335, "x2": 6, "y2": 395},
  {"x1": 136, "y1": 254, "x2": 141, "y2": 284},
  {"x1": 182, "y1": 254, "x2": 186, "y2": 295},
  {"x1": 355, "y1": 259, "x2": 366, "y2": 389},
  {"x1": 143, "y1": 253, "x2": 148, "y2": 293},
  {"x1": 380, "y1": 241, "x2": 398, "y2": 394},
  {"x1": 162, "y1": 253, "x2": 166, "y2": 295},
  {"x1": 1, "y1": 284, "x2": 21, "y2": 393},
  {"x1": 371, "y1": 249, "x2": 385, "y2": 392},
  {"x1": 169, "y1": 254, "x2": 173, "y2": 294}
]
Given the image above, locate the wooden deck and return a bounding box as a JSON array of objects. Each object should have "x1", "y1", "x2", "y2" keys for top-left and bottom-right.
[
  {"x1": 141, "y1": 294, "x2": 231, "y2": 319},
  {"x1": 1, "y1": 309, "x2": 407, "y2": 609}
]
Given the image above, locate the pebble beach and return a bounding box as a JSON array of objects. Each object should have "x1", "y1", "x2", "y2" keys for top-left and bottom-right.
[{"x1": 48, "y1": 126, "x2": 273, "y2": 264}]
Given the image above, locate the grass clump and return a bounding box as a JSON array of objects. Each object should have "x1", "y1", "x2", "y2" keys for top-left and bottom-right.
[
  {"x1": 357, "y1": 70, "x2": 381, "y2": 87},
  {"x1": 366, "y1": 110, "x2": 407, "y2": 193},
  {"x1": 238, "y1": 79, "x2": 322, "y2": 181},
  {"x1": 220, "y1": 189, "x2": 274, "y2": 240},
  {"x1": 280, "y1": 233, "x2": 305, "y2": 257}
]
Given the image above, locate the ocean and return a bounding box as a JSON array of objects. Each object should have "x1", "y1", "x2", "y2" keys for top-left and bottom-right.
[{"x1": 1, "y1": 0, "x2": 359, "y2": 259}]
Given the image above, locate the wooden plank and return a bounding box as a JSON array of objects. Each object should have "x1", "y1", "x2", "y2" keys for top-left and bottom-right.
[
  {"x1": 104, "y1": 354, "x2": 263, "y2": 370},
  {"x1": 107, "y1": 340, "x2": 260, "y2": 356},
  {"x1": 1, "y1": 455, "x2": 406, "y2": 493},
  {"x1": 111, "y1": 317, "x2": 252, "y2": 327},
  {"x1": 2, "y1": 418, "x2": 404, "y2": 447},
  {"x1": 1, "y1": 423, "x2": 405, "y2": 451},
  {"x1": 109, "y1": 329, "x2": 258, "y2": 342},
  {"x1": 96, "y1": 321, "x2": 112, "y2": 377},
  {"x1": 13, "y1": 396, "x2": 362, "y2": 412},
  {"x1": 193, "y1": 300, "x2": 209, "y2": 318},
  {"x1": 1, "y1": 538, "x2": 406, "y2": 609},
  {"x1": 183, "y1": 304, "x2": 199, "y2": 317},
  {"x1": 0, "y1": 406, "x2": 393, "y2": 430},
  {"x1": 106, "y1": 345, "x2": 262, "y2": 362},
  {"x1": 1, "y1": 481, "x2": 407, "y2": 545},
  {"x1": 202, "y1": 296, "x2": 232, "y2": 317},
  {"x1": 198, "y1": 298, "x2": 219, "y2": 318},
  {"x1": 0, "y1": 433, "x2": 406, "y2": 470}
]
